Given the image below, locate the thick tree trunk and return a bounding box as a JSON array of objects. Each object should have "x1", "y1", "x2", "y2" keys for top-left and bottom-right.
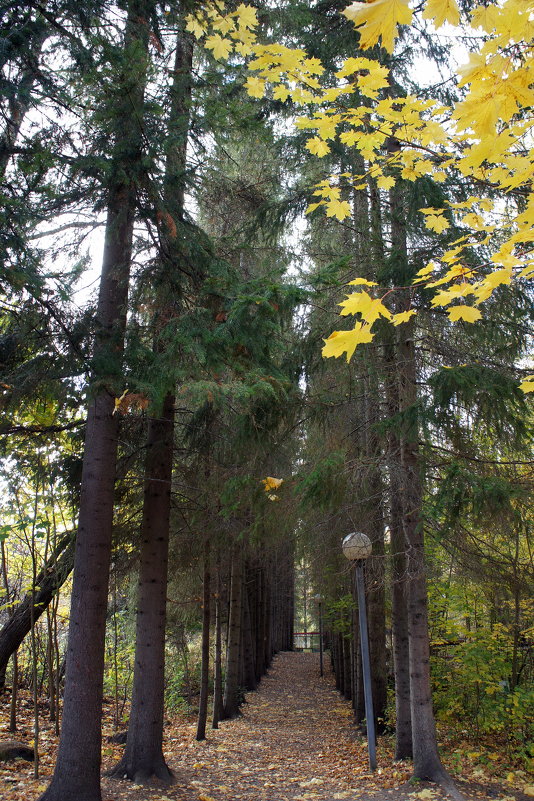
[
  {"x1": 108, "y1": 393, "x2": 175, "y2": 782},
  {"x1": 108, "y1": 17, "x2": 193, "y2": 782},
  {"x1": 196, "y1": 538, "x2": 211, "y2": 741},
  {"x1": 399, "y1": 320, "x2": 444, "y2": 780},
  {"x1": 386, "y1": 182, "x2": 414, "y2": 758},
  {"x1": 223, "y1": 547, "x2": 244, "y2": 719},
  {"x1": 39, "y1": 7, "x2": 150, "y2": 799},
  {"x1": 384, "y1": 332, "x2": 413, "y2": 759},
  {"x1": 0, "y1": 533, "x2": 74, "y2": 688}
]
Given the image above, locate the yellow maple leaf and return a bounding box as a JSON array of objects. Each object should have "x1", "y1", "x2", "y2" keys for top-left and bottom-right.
[
  {"x1": 205, "y1": 33, "x2": 232, "y2": 59},
  {"x1": 377, "y1": 175, "x2": 395, "y2": 189},
  {"x1": 325, "y1": 198, "x2": 351, "y2": 219},
  {"x1": 425, "y1": 213, "x2": 450, "y2": 233},
  {"x1": 322, "y1": 323, "x2": 375, "y2": 362},
  {"x1": 261, "y1": 476, "x2": 284, "y2": 491},
  {"x1": 305, "y1": 201, "x2": 324, "y2": 215},
  {"x1": 447, "y1": 305, "x2": 482, "y2": 323},
  {"x1": 422, "y1": 0, "x2": 460, "y2": 27},
  {"x1": 484, "y1": 267, "x2": 513, "y2": 289},
  {"x1": 185, "y1": 14, "x2": 207, "y2": 39},
  {"x1": 245, "y1": 76, "x2": 266, "y2": 98},
  {"x1": 461, "y1": 211, "x2": 487, "y2": 230},
  {"x1": 470, "y1": 3, "x2": 501, "y2": 32},
  {"x1": 235, "y1": 3, "x2": 258, "y2": 28},
  {"x1": 343, "y1": 0, "x2": 413, "y2": 53},
  {"x1": 273, "y1": 84, "x2": 291, "y2": 101},
  {"x1": 518, "y1": 376, "x2": 534, "y2": 394},
  {"x1": 340, "y1": 129, "x2": 360, "y2": 146},
  {"x1": 391, "y1": 309, "x2": 417, "y2": 325},
  {"x1": 338, "y1": 290, "x2": 392, "y2": 323},
  {"x1": 348, "y1": 277, "x2": 378, "y2": 286},
  {"x1": 212, "y1": 13, "x2": 236, "y2": 34},
  {"x1": 414, "y1": 262, "x2": 440, "y2": 284},
  {"x1": 306, "y1": 137, "x2": 331, "y2": 157}
]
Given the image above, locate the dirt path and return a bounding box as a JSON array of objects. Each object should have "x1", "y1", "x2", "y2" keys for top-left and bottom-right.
[
  {"x1": 1, "y1": 652, "x2": 519, "y2": 801},
  {"x1": 101, "y1": 651, "x2": 444, "y2": 801}
]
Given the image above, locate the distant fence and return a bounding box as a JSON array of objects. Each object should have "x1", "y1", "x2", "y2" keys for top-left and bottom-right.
[{"x1": 293, "y1": 632, "x2": 321, "y2": 651}]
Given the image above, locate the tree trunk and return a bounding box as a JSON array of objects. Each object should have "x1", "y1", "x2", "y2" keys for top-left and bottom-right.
[
  {"x1": 0, "y1": 18, "x2": 48, "y2": 177},
  {"x1": 196, "y1": 537, "x2": 211, "y2": 741},
  {"x1": 242, "y1": 574, "x2": 257, "y2": 691},
  {"x1": 212, "y1": 559, "x2": 223, "y2": 729},
  {"x1": 343, "y1": 632, "x2": 352, "y2": 701},
  {"x1": 108, "y1": 392, "x2": 175, "y2": 782},
  {"x1": 386, "y1": 181, "x2": 414, "y2": 758},
  {"x1": 107, "y1": 14, "x2": 193, "y2": 778},
  {"x1": 255, "y1": 567, "x2": 266, "y2": 680},
  {"x1": 396, "y1": 296, "x2": 447, "y2": 780},
  {"x1": 39, "y1": 7, "x2": 150, "y2": 799},
  {"x1": 222, "y1": 546, "x2": 244, "y2": 719}
]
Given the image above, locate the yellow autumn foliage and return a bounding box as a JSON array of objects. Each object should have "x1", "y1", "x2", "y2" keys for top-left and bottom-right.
[{"x1": 187, "y1": 0, "x2": 533, "y2": 391}]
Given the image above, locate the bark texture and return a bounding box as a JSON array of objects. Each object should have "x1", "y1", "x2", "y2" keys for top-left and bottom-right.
[
  {"x1": 107, "y1": 16, "x2": 193, "y2": 783},
  {"x1": 222, "y1": 547, "x2": 244, "y2": 719},
  {"x1": 196, "y1": 538, "x2": 211, "y2": 741},
  {"x1": 108, "y1": 393, "x2": 175, "y2": 782},
  {"x1": 39, "y1": 6, "x2": 150, "y2": 799},
  {"x1": 386, "y1": 185, "x2": 413, "y2": 759}
]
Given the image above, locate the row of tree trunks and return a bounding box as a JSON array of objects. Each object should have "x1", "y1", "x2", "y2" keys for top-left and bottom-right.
[
  {"x1": 109, "y1": 13, "x2": 194, "y2": 780},
  {"x1": 325, "y1": 171, "x2": 446, "y2": 780},
  {"x1": 192, "y1": 538, "x2": 295, "y2": 731}
]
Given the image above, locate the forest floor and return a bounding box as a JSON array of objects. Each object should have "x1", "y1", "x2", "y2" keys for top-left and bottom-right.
[{"x1": 1, "y1": 652, "x2": 532, "y2": 801}]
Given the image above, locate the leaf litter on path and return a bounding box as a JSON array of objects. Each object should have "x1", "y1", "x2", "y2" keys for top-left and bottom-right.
[{"x1": 0, "y1": 652, "x2": 530, "y2": 801}]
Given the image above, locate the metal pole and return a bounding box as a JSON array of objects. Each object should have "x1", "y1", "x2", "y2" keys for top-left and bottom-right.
[
  {"x1": 319, "y1": 602, "x2": 324, "y2": 677},
  {"x1": 355, "y1": 560, "x2": 377, "y2": 771}
]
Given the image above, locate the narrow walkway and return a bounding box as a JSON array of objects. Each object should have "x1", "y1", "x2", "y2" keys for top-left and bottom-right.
[{"x1": 102, "y1": 652, "x2": 425, "y2": 801}]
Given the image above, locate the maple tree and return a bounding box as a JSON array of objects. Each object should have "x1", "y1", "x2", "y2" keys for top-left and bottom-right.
[{"x1": 186, "y1": 0, "x2": 533, "y2": 392}]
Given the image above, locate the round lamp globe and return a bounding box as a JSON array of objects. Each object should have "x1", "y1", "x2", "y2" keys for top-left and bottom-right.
[{"x1": 342, "y1": 532, "x2": 372, "y2": 561}]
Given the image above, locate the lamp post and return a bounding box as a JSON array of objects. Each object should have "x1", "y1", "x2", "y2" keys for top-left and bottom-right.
[
  {"x1": 342, "y1": 532, "x2": 376, "y2": 772},
  {"x1": 313, "y1": 594, "x2": 324, "y2": 676}
]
